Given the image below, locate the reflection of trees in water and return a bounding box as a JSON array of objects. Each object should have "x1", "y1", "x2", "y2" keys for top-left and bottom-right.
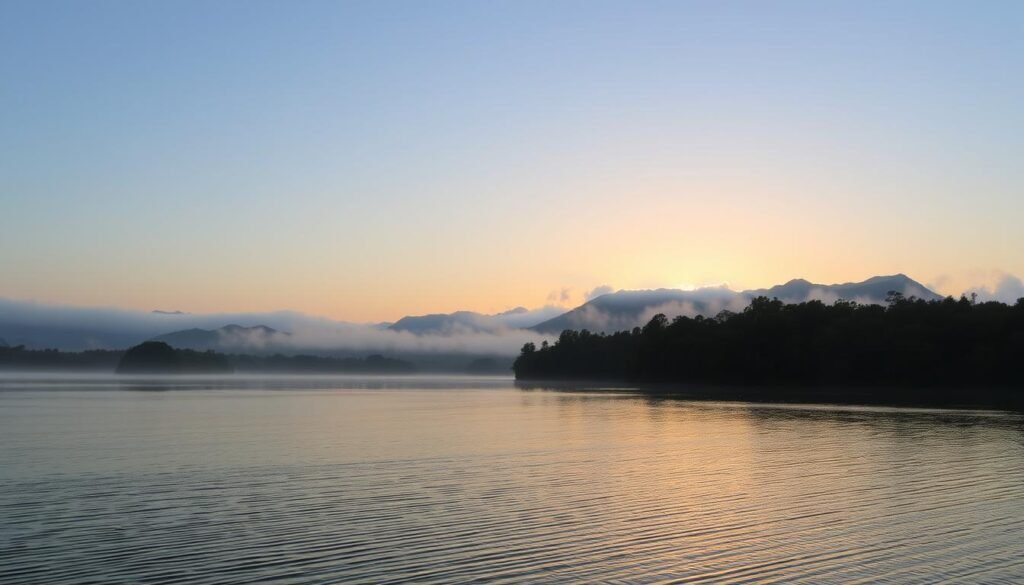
[{"x1": 516, "y1": 381, "x2": 1024, "y2": 454}]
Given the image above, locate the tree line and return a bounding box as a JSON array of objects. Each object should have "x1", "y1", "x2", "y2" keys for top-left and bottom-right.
[
  {"x1": 513, "y1": 294, "x2": 1024, "y2": 394},
  {"x1": 0, "y1": 342, "x2": 415, "y2": 374}
]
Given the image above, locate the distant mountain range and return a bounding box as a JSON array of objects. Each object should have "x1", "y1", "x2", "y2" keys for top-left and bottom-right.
[
  {"x1": 0, "y1": 274, "x2": 945, "y2": 353},
  {"x1": 530, "y1": 274, "x2": 941, "y2": 334},
  {"x1": 746, "y1": 274, "x2": 940, "y2": 303},
  {"x1": 389, "y1": 306, "x2": 563, "y2": 334},
  {"x1": 151, "y1": 324, "x2": 286, "y2": 351}
]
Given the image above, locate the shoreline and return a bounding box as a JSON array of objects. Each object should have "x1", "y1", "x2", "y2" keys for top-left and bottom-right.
[{"x1": 514, "y1": 378, "x2": 1024, "y2": 411}]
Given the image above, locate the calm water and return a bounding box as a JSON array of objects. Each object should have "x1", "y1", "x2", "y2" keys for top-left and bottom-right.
[{"x1": 2, "y1": 375, "x2": 1023, "y2": 584}]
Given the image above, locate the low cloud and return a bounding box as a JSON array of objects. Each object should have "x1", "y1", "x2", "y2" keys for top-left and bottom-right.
[
  {"x1": 638, "y1": 301, "x2": 699, "y2": 323},
  {"x1": 637, "y1": 294, "x2": 750, "y2": 324},
  {"x1": 968, "y1": 273, "x2": 1024, "y2": 304},
  {"x1": 492, "y1": 306, "x2": 564, "y2": 330},
  {"x1": 927, "y1": 274, "x2": 953, "y2": 295},
  {"x1": 793, "y1": 288, "x2": 878, "y2": 306},
  {"x1": 584, "y1": 285, "x2": 615, "y2": 301},
  {"x1": 562, "y1": 304, "x2": 630, "y2": 332},
  {"x1": 0, "y1": 298, "x2": 551, "y2": 354},
  {"x1": 269, "y1": 322, "x2": 544, "y2": 355}
]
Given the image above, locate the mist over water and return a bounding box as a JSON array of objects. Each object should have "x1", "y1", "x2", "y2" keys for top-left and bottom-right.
[{"x1": 2, "y1": 376, "x2": 1023, "y2": 583}]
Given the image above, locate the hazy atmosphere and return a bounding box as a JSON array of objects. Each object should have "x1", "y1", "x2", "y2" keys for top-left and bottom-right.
[
  {"x1": 3, "y1": 1, "x2": 1022, "y2": 321},
  {"x1": 3, "y1": 3, "x2": 1024, "y2": 584}
]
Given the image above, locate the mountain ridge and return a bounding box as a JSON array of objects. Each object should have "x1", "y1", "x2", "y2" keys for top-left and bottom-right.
[
  {"x1": 151, "y1": 324, "x2": 286, "y2": 351},
  {"x1": 530, "y1": 274, "x2": 942, "y2": 334},
  {"x1": 0, "y1": 274, "x2": 948, "y2": 351}
]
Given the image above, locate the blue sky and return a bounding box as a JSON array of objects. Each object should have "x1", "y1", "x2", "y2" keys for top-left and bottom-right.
[{"x1": 2, "y1": 1, "x2": 1022, "y2": 319}]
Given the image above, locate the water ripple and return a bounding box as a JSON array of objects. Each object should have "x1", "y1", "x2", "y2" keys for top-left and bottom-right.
[{"x1": 2, "y1": 378, "x2": 1023, "y2": 583}]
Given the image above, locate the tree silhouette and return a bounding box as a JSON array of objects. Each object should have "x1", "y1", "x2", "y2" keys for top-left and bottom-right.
[{"x1": 514, "y1": 295, "x2": 1024, "y2": 405}]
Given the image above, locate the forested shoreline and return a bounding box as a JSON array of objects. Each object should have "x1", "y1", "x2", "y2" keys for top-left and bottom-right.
[
  {"x1": 513, "y1": 295, "x2": 1024, "y2": 404},
  {"x1": 0, "y1": 342, "x2": 415, "y2": 374}
]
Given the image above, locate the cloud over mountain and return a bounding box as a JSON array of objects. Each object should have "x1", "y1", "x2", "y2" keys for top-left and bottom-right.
[
  {"x1": 531, "y1": 274, "x2": 943, "y2": 334},
  {"x1": 388, "y1": 306, "x2": 563, "y2": 335},
  {"x1": 968, "y1": 273, "x2": 1024, "y2": 304},
  {"x1": 0, "y1": 274, "x2": 972, "y2": 354},
  {"x1": 0, "y1": 298, "x2": 549, "y2": 355}
]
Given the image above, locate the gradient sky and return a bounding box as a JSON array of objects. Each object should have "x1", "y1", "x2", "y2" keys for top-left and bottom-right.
[{"x1": 2, "y1": 1, "x2": 1022, "y2": 321}]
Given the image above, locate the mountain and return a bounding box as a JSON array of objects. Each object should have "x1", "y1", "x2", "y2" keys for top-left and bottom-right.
[
  {"x1": 531, "y1": 287, "x2": 738, "y2": 334},
  {"x1": 0, "y1": 321, "x2": 151, "y2": 350},
  {"x1": 746, "y1": 274, "x2": 942, "y2": 304},
  {"x1": 531, "y1": 275, "x2": 942, "y2": 334},
  {"x1": 0, "y1": 274, "x2": 946, "y2": 354},
  {"x1": 151, "y1": 325, "x2": 286, "y2": 351},
  {"x1": 389, "y1": 306, "x2": 562, "y2": 334},
  {"x1": 0, "y1": 298, "x2": 529, "y2": 362},
  {"x1": 0, "y1": 298, "x2": 330, "y2": 351},
  {"x1": 390, "y1": 311, "x2": 491, "y2": 334}
]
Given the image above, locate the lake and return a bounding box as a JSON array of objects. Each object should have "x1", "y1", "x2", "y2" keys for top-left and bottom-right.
[{"x1": 2, "y1": 374, "x2": 1023, "y2": 583}]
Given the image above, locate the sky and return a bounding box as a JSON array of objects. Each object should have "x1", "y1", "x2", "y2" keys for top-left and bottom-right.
[{"x1": 1, "y1": 1, "x2": 1022, "y2": 322}]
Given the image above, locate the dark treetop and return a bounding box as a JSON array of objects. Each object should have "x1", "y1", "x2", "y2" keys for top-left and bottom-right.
[
  {"x1": 116, "y1": 342, "x2": 233, "y2": 374},
  {"x1": 514, "y1": 294, "x2": 1024, "y2": 405}
]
